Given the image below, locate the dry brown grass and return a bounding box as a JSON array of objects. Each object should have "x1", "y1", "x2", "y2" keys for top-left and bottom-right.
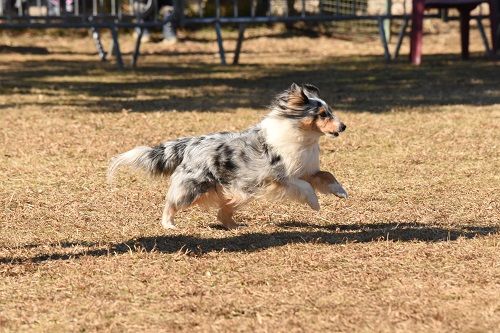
[{"x1": 1, "y1": 26, "x2": 499, "y2": 332}]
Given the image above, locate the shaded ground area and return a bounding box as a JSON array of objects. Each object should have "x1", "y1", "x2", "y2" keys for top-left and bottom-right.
[
  {"x1": 0, "y1": 27, "x2": 499, "y2": 332},
  {"x1": 0, "y1": 54, "x2": 499, "y2": 113},
  {"x1": 1, "y1": 25, "x2": 499, "y2": 114}
]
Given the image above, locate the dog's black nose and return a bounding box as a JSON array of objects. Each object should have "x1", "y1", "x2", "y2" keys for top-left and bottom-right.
[{"x1": 339, "y1": 123, "x2": 347, "y2": 132}]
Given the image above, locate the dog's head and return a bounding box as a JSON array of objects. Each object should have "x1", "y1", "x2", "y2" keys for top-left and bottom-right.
[{"x1": 271, "y1": 83, "x2": 346, "y2": 138}]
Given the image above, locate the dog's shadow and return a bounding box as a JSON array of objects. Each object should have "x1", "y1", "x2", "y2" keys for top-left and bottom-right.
[{"x1": 2, "y1": 221, "x2": 498, "y2": 264}]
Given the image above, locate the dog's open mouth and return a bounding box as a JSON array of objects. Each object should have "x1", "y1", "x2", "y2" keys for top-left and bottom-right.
[{"x1": 327, "y1": 132, "x2": 340, "y2": 138}]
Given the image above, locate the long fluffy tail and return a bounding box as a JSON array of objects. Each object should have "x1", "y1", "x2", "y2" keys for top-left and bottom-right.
[{"x1": 107, "y1": 141, "x2": 187, "y2": 182}]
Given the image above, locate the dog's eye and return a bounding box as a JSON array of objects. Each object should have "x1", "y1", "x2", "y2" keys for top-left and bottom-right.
[{"x1": 319, "y1": 111, "x2": 328, "y2": 118}]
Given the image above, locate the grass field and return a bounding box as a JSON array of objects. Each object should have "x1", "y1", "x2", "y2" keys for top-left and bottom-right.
[{"x1": 1, "y1": 26, "x2": 499, "y2": 332}]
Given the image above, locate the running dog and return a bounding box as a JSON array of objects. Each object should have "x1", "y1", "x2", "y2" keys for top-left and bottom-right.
[{"x1": 108, "y1": 83, "x2": 348, "y2": 229}]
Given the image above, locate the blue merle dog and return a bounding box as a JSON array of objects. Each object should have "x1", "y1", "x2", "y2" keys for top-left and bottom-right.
[{"x1": 108, "y1": 83, "x2": 347, "y2": 230}]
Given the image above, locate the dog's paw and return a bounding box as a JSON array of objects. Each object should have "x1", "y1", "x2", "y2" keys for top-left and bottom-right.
[
  {"x1": 221, "y1": 219, "x2": 240, "y2": 230},
  {"x1": 295, "y1": 180, "x2": 320, "y2": 211},
  {"x1": 161, "y1": 219, "x2": 177, "y2": 230},
  {"x1": 329, "y1": 182, "x2": 348, "y2": 199},
  {"x1": 301, "y1": 185, "x2": 320, "y2": 211},
  {"x1": 224, "y1": 223, "x2": 241, "y2": 230},
  {"x1": 306, "y1": 193, "x2": 321, "y2": 211}
]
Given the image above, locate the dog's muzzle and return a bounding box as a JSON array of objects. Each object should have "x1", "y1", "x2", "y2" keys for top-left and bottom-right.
[{"x1": 327, "y1": 123, "x2": 346, "y2": 138}]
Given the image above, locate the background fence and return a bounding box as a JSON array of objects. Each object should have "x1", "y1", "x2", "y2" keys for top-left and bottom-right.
[{"x1": 0, "y1": 0, "x2": 494, "y2": 68}]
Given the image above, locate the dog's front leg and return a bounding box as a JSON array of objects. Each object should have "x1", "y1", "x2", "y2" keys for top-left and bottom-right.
[
  {"x1": 283, "y1": 178, "x2": 320, "y2": 211},
  {"x1": 305, "y1": 171, "x2": 348, "y2": 199}
]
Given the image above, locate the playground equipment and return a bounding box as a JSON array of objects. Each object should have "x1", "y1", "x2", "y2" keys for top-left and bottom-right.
[{"x1": 1, "y1": 0, "x2": 497, "y2": 67}]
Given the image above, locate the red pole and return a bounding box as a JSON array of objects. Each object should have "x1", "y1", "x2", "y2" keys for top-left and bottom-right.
[
  {"x1": 459, "y1": 7, "x2": 471, "y2": 59},
  {"x1": 490, "y1": 0, "x2": 499, "y2": 53},
  {"x1": 410, "y1": 0, "x2": 425, "y2": 65}
]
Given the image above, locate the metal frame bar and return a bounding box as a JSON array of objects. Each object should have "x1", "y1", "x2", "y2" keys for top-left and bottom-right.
[
  {"x1": 110, "y1": 25, "x2": 124, "y2": 69},
  {"x1": 3, "y1": 12, "x2": 459, "y2": 29},
  {"x1": 233, "y1": 23, "x2": 246, "y2": 65},
  {"x1": 394, "y1": 17, "x2": 409, "y2": 59},
  {"x1": 215, "y1": 21, "x2": 226, "y2": 65},
  {"x1": 476, "y1": 17, "x2": 491, "y2": 54},
  {"x1": 132, "y1": 27, "x2": 144, "y2": 68},
  {"x1": 378, "y1": 17, "x2": 391, "y2": 62},
  {"x1": 384, "y1": 0, "x2": 392, "y2": 42},
  {"x1": 91, "y1": 27, "x2": 107, "y2": 61}
]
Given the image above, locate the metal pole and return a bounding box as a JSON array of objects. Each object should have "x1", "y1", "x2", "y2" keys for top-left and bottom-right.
[
  {"x1": 110, "y1": 25, "x2": 124, "y2": 69},
  {"x1": 132, "y1": 27, "x2": 144, "y2": 67},
  {"x1": 215, "y1": 21, "x2": 227, "y2": 65},
  {"x1": 394, "y1": 17, "x2": 409, "y2": 59},
  {"x1": 82, "y1": 0, "x2": 87, "y2": 19},
  {"x1": 384, "y1": 0, "x2": 392, "y2": 42},
  {"x1": 154, "y1": 0, "x2": 158, "y2": 26},
  {"x1": 410, "y1": 0, "x2": 425, "y2": 65},
  {"x1": 475, "y1": 17, "x2": 491, "y2": 54},
  {"x1": 92, "y1": 27, "x2": 107, "y2": 61},
  {"x1": 378, "y1": 17, "x2": 391, "y2": 62},
  {"x1": 215, "y1": 0, "x2": 226, "y2": 65},
  {"x1": 233, "y1": 23, "x2": 246, "y2": 64},
  {"x1": 176, "y1": 0, "x2": 185, "y2": 26}
]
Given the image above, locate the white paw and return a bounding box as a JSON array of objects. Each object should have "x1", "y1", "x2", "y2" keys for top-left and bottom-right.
[
  {"x1": 161, "y1": 219, "x2": 176, "y2": 230},
  {"x1": 305, "y1": 190, "x2": 320, "y2": 211},
  {"x1": 308, "y1": 197, "x2": 320, "y2": 211},
  {"x1": 329, "y1": 182, "x2": 348, "y2": 199},
  {"x1": 292, "y1": 179, "x2": 320, "y2": 211}
]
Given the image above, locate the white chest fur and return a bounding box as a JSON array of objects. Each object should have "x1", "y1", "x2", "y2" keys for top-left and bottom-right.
[
  {"x1": 280, "y1": 143, "x2": 320, "y2": 177},
  {"x1": 261, "y1": 117, "x2": 321, "y2": 178}
]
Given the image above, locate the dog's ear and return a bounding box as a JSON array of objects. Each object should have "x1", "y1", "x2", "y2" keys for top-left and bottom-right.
[
  {"x1": 302, "y1": 83, "x2": 320, "y2": 97},
  {"x1": 290, "y1": 82, "x2": 301, "y2": 92},
  {"x1": 288, "y1": 82, "x2": 309, "y2": 106}
]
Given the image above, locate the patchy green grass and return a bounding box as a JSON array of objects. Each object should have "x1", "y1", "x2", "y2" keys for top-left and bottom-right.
[{"x1": 0, "y1": 28, "x2": 499, "y2": 332}]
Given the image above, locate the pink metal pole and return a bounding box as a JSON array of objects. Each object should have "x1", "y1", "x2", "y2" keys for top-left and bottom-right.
[{"x1": 410, "y1": 0, "x2": 425, "y2": 65}]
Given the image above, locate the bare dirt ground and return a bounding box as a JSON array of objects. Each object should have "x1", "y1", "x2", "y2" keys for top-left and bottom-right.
[{"x1": 0, "y1": 24, "x2": 499, "y2": 332}]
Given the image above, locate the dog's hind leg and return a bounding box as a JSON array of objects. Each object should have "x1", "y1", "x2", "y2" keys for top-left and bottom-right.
[
  {"x1": 160, "y1": 173, "x2": 213, "y2": 230},
  {"x1": 161, "y1": 201, "x2": 177, "y2": 229},
  {"x1": 217, "y1": 202, "x2": 238, "y2": 230},
  {"x1": 161, "y1": 189, "x2": 198, "y2": 230},
  {"x1": 190, "y1": 187, "x2": 239, "y2": 230},
  {"x1": 306, "y1": 171, "x2": 348, "y2": 199}
]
